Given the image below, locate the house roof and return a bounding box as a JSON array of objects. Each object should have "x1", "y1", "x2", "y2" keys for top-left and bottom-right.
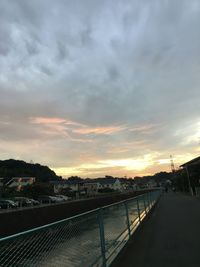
[
  {"x1": 97, "y1": 178, "x2": 118, "y2": 185},
  {"x1": 83, "y1": 180, "x2": 100, "y2": 185},
  {"x1": 180, "y1": 156, "x2": 200, "y2": 168},
  {"x1": 0, "y1": 177, "x2": 12, "y2": 185},
  {"x1": 12, "y1": 177, "x2": 35, "y2": 179},
  {"x1": 50, "y1": 180, "x2": 83, "y2": 185}
]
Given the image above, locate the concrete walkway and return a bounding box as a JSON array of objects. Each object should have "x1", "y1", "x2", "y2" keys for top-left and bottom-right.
[{"x1": 112, "y1": 192, "x2": 200, "y2": 267}]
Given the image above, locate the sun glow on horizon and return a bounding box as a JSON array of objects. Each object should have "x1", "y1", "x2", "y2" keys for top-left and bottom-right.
[
  {"x1": 53, "y1": 154, "x2": 157, "y2": 177},
  {"x1": 52, "y1": 152, "x2": 199, "y2": 178}
]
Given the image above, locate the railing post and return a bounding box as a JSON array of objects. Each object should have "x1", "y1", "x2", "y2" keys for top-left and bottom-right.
[
  {"x1": 149, "y1": 191, "x2": 153, "y2": 208},
  {"x1": 143, "y1": 194, "x2": 147, "y2": 215},
  {"x1": 136, "y1": 198, "x2": 141, "y2": 223},
  {"x1": 98, "y1": 208, "x2": 106, "y2": 267},
  {"x1": 152, "y1": 191, "x2": 155, "y2": 205},
  {"x1": 146, "y1": 192, "x2": 150, "y2": 211},
  {"x1": 124, "y1": 201, "x2": 131, "y2": 239}
]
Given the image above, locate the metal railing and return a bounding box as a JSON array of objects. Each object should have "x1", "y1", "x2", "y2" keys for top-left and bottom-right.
[{"x1": 0, "y1": 190, "x2": 161, "y2": 267}]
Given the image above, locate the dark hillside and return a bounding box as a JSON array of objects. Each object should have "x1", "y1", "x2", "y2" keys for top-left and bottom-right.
[{"x1": 0, "y1": 159, "x2": 62, "y2": 181}]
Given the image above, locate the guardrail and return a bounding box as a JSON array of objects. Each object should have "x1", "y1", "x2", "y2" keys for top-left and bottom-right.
[{"x1": 0, "y1": 190, "x2": 161, "y2": 267}]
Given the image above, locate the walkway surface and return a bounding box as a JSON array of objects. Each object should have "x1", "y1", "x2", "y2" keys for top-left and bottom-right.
[{"x1": 112, "y1": 192, "x2": 200, "y2": 267}]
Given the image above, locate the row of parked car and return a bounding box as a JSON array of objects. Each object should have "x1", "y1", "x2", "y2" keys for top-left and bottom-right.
[{"x1": 0, "y1": 195, "x2": 70, "y2": 209}]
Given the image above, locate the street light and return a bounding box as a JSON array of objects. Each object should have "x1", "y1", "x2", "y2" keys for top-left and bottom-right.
[{"x1": 185, "y1": 166, "x2": 193, "y2": 196}]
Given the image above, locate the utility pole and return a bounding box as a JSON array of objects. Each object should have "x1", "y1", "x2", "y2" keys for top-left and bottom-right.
[
  {"x1": 170, "y1": 155, "x2": 175, "y2": 173},
  {"x1": 185, "y1": 165, "x2": 193, "y2": 196}
]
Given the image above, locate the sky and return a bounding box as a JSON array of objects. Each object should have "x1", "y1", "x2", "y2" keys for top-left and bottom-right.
[{"x1": 0, "y1": 0, "x2": 200, "y2": 178}]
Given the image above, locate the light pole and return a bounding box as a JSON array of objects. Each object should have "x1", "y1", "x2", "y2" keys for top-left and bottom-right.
[{"x1": 185, "y1": 166, "x2": 193, "y2": 196}]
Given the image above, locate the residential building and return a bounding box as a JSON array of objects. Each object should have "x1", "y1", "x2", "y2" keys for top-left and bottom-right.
[
  {"x1": 82, "y1": 182, "x2": 99, "y2": 196},
  {"x1": 97, "y1": 178, "x2": 124, "y2": 191},
  {"x1": 51, "y1": 180, "x2": 81, "y2": 194},
  {"x1": 147, "y1": 179, "x2": 157, "y2": 188},
  {"x1": 5, "y1": 177, "x2": 36, "y2": 191}
]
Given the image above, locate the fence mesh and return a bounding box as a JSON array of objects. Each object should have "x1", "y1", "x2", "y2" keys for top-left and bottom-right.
[
  {"x1": 0, "y1": 212, "x2": 102, "y2": 267},
  {"x1": 0, "y1": 190, "x2": 161, "y2": 267},
  {"x1": 102, "y1": 202, "x2": 128, "y2": 263},
  {"x1": 127, "y1": 198, "x2": 139, "y2": 233}
]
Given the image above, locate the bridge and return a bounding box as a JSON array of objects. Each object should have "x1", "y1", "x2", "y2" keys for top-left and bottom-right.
[{"x1": 1, "y1": 190, "x2": 199, "y2": 267}]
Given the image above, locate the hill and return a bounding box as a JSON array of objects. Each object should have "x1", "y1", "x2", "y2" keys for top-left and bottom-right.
[{"x1": 0, "y1": 159, "x2": 62, "y2": 182}]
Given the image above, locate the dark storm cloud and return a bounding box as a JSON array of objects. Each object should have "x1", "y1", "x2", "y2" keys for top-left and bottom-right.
[{"x1": 0, "y1": 0, "x2": 200, "y2": 176}]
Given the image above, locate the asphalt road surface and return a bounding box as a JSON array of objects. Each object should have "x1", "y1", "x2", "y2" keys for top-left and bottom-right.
[{"x1": 112, "y1": 192, "x2": 200, "y2": 267}]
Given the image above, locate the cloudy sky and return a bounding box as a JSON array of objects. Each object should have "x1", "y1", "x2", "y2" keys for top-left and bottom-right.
[{"x1": 0, "y1": 0, "x2": 200, "y2": 178}]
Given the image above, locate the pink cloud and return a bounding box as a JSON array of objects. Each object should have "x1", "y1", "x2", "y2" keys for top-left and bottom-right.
[
  {"x1": 74, "y1": 125, "x2": 126, "y2": 135},
  {"x1": 129, "y1": 124, "x2": 157, "y2": 133},
  {"x1": 31, "y1": 117, "x2": 67, "y2": 124},
  {"x1": 31, "y1": 117, "x2": 86, "y2": 128},
  {"x1": 30, "y1": 117, "x2": 126, "y2": 141}
]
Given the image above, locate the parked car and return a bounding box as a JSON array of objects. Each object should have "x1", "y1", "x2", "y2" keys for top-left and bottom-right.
[
  {"x1": 51, "y1": 196, "x2": 64, "y2": 203},
  {"x1": 37, "y1": 195, "x2": 56, "y2": 204},
  {"x1": 55, "y1": 195, "x2": 69, "y2": 201},
  {"x1": 29, "y1": 199, "x2": 40, "y2": 206},
  {"x1": 0, "y1": 199, "x2": 18, "y2": 209},
  {"x1": 13, "y1": 197, "x2": 32, "y2": 207}
]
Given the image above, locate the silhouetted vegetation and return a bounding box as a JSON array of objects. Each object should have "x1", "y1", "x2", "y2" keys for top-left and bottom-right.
[
  {"x1": 0, "y1": 159, "x2": 62, "y2": 182},
  {"x1": 98, "y1": 188, "x2": 115, "y2": 193},
  {"x1": 134, "y1": 171, "x2": 174, "y2": 187},
  {"x1": 22, "y1": 182, "x2": 54, "y2": 198},
  {"x1": 171, "y1": 170, "x2": 189, "y2": 192},
  {"x1": 1, "y1": 186, "x2": 22, "y2": 198},
  {"x1": 68, "y1": 176, "x2": 83, "y2": 181}
]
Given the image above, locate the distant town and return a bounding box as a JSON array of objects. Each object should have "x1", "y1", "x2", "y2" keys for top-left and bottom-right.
[
  {"x1": 1, "y1": 157, "x2": 199, "y2": 204},
  {"x1": 0, "y1": 159, "x2": 170, "y2": 201}
]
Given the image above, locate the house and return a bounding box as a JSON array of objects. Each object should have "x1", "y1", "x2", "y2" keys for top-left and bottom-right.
[
  {"x1": 51, "y1": 180, "x2": 81, "y2": 194},
  {"x1": 180, "y1": 156, "x2": 200, "y2": 195},
  {"x1": 180, "y1": 156, "x2": 200, "y2": 168},
  {"x1": 51, "y1": 177, "x2": 135, "y2": 196},
  {"x1": 5, "y1": 177, "x2": 36, "y2": 191},
  {"x1": 115, "y1": 179, "x2": 138, "y2": 191},
  {"x1": 97, "y1": 178, "x2": 124, "y2": 191},
  {"x1": 82, "y1": 182, "x2": 100, "y2": 196},
  {"x1": 147, "y1": 179, "x2": 157, "y2": 188}
]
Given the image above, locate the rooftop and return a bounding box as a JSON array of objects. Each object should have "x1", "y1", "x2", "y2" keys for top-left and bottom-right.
[{"x1": 180, "y1": 156, "x2": 200, "y2": 167}]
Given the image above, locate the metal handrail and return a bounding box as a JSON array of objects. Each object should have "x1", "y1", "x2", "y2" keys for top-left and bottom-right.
[
  {"x1": 0, "y1": 189, "x2": 162, "y2": 267},
  {"x1": 0, "y1": 192, "x2": 151, "y2": 242}
]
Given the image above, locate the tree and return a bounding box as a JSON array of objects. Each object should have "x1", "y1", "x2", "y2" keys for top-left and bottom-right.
[
  {"x1": 22, "y1": 182, "x2": 54, "y2": 198},
  {"x1": 1, "y1": 186, "x2": 21, "y2": 198},
  {"x1": 68, "y1": 176, "x2": 83, "y2": 181},
  {"x1": 98, "y1": 188, "x2": 115, "y2": 193},
  {"x1": 0, "y1": 159, "x2": 62, "y2": 182}
]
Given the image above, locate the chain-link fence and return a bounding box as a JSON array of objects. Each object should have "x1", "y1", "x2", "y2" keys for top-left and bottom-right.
[{"x1": 0, "y1": 190, "x2": 161, "y2": 267}]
